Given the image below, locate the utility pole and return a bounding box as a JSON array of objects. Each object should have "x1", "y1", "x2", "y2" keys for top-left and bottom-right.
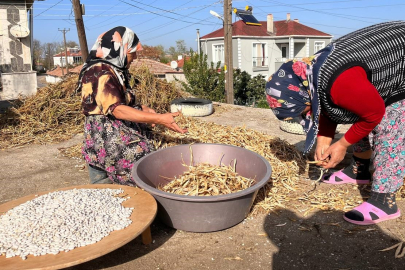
[
  {"x1": 58, "y1": 28, "x2": 70, "y2": 75},
  {"x1": 47, "y1": 43, "x2": 51, "y2": 70},
  {"x1": 72, "y1": 0, "x2": 89, "y2": 62},
  {"x1": 59, "y1": 48, "x2": 64, "y2": 76},
  {"x1": 196, "y1": 29, "x2": 200, "y2": 55},
  {"x1": 223, "y1": 0, "x2": 234, "y2": 104}
]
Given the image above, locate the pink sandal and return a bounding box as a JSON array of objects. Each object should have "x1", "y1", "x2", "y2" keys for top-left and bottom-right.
[
  {"x1": 343, "y1": 202, "x2": 401, "y2": 225},
  {"x1": 322, "y1": 170, "x2": 370, "y2": 185}
]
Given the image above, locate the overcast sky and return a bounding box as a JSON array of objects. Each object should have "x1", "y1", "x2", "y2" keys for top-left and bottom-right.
[{"x1": 31, "y1": 0, "x2": 405, "y2": 51}]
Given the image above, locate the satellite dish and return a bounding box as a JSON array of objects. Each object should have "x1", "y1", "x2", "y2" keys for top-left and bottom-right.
[
  {"x1": 10, "y1": 24, "x2": 30, "y2": 38},
  {"x1": 170, "y1": 61, "x2": 178, "y2": 69}
]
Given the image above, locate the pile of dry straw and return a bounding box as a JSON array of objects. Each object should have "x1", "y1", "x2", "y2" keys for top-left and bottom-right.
[{"x1": 1, "y1": 64, "x2": 401, "y2": 215}]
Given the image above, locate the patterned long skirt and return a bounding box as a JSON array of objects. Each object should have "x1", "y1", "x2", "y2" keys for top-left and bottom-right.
[
  {"x1": 352, "y1": 100, "x2": 405, "y2": 193},
  {"x1": 82, "y1": 114, "x2": 155, "y2": 186}
]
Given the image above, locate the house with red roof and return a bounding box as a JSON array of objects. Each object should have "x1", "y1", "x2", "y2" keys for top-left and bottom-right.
[
  {"x1": 199, "y1": 13, "x2": 332, "y2": 78},
  {"x1": 130, "y1": 59, "x2": 186, "y2": 83},
  {"x1": 45, "y1": 64, "x2": 83, "y2": 84},
  {"x1": 53, "y1": 47, "x2": 83, "y2": 67}
]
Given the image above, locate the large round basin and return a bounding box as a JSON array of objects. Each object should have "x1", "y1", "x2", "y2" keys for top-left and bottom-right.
[{"x1": 132, "y1": 143, "x2": 272, "y2": 232}]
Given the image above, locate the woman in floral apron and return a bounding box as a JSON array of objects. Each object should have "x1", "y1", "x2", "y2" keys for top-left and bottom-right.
[{"x1": 77, "y1": 26, "x2": 187, "y2": 186}]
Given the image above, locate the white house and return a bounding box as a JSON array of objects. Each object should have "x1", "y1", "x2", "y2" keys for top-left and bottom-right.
[
  {"x1": 199, "y1": 13, "x2": 333, "y2": 79},
  {"x1": 53, "y1": 47, "x2": 83, "y2": 67},
  {"x1": 0, "y1": 0, "x2": 37, "y2": 100},
  {"x1": 45, "y1": 64, "x2": 83, "y2": 84}
]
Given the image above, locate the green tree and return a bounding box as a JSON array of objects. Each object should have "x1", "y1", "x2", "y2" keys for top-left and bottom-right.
[
  {"x1": 65, "y1": 40, "x2": 79, "y2": 48},
  {"x1": 176, "y1": 40, "x2": 187, "y2": 55},
  {"x1": 155, "y1": 45, "x2": 170, "y2": 63},
  {"x1": 32, "y1": 39, "x2": 43, "y2": 70},
  {"x1": 181, "y1": 50, "x2": 225, "y2": 102},
  {"x1": 181, "y1": 52, "x2": 268, "y2": 106},
  {"x1": 246, "y1": 74, "x2": 267, "y2": 107},
  {"x1": 233, "y1": 69, "x2": 251, "y2": 105},
  {"x1": 167, "y1": 46, "x2": 177, "y2": 61}
]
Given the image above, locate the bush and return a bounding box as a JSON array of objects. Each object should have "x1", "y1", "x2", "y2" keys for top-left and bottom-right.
[
  {"x1": 246, "y1": 74, "x2": 267, "y2": 106},
  {"x1": 181, "y1": 50, "x2": 225, "y2": 102},
  {"x1": 181, "y1": 51, "x2": 268, "y2": 106},
  {"x1": 256, "y1": 99, "x2": 270, "y2": 109},
  {"x1": 233, "y1": 69, "x2": 251, "y2": 105}
]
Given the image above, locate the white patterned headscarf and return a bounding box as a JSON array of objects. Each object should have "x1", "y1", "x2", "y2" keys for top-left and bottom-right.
[
  {"x1": 76, "y1": 26, "x2": 142, "y2": 91},
  {"x1": 86, "y1": 26, "x2": 142, "y2": 69}
]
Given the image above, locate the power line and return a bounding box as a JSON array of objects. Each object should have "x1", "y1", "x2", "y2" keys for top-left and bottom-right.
[
  {"x1": 143, "y1": 16, "x2": 215, "y2": 42},
  {"x1": 253, "y1": 3, "x2": 405, "y2": 20},
  {"x1": 126, "y1": 0, "x2": 203, "y2": 22},
  {"x1": 85, "y1": 3, "x2": 120, "y2": 22},
  {"x1": 118, "y1": 0, "x2": 216, "y2": 25},
  {"x1": 136, "y1": 1, "x2": 220, "y2": 36},
  {"x1": 34, "y1": 4, "x2": 216, "y2": 12},
  {"x1": 34, "y1": 0, "x2": 64, "y2": 18},
  {"x1": 259, "y1": 0, "x2": 377, "y2": 23},
  {"x1": 257, "y1": 0, "x2": 368, "y2": 6},
  {"x1": 86, "y1": 0, "x2": 208, "y2": 30}
]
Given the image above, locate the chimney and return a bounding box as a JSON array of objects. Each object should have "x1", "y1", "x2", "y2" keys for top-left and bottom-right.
[
  {"x1": 267, "y1": 14, "x2": 273, "y2": 33},
  {"x1": 287, "y1": 13, "x2": 290, "y2": 21},
  {"x1": 294, "y1": 19, "x2": 299, "y2": 23}
]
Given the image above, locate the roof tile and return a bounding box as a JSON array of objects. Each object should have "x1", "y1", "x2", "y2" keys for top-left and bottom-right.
[
  {"x1": 130, "y1": 59, "x2": 181, "y2": 74},
  {"x1": 200, "y1": 19, "x2": 331, "y2": 39},
  {"x1": 46, "y1": 64, "x2": 83, "y2": 77}
]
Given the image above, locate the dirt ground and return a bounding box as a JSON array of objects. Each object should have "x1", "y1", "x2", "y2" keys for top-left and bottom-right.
[{"x1": 1, "y1": 103, "x2": 405, "y2": 270}]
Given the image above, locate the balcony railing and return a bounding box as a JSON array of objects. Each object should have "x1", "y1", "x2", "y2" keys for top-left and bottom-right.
[
  {"x1": 253, "y1": 57, "x2": 268, "y2": 67},
  {"x1": 275, "y1": 57, "x2": 303, "y2": 62}
]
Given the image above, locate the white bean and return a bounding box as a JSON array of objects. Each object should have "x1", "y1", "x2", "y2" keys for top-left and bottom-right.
[{"x1": 0, "y1": 188, "x2": 133, "y2": 259}]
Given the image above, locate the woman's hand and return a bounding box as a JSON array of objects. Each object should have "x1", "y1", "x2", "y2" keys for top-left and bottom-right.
[
  {"x1": 158, "y1": 112, "x2": 188, "y2": 134},
  {"x1": 314, "y1": 136, "x2": 332, "y2": 165},
  {"x1": 320, "y1": 137, "x2": 351, "y2": 169}
]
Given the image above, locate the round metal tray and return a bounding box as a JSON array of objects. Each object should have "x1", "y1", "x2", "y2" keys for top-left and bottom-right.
[{"x1": 0, "y1": 184, "x2": 157, "y2": 270}]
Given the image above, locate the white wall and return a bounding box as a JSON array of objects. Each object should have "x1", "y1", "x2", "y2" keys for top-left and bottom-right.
[
  {"x1": 238, "y1": 38, "x2": 278, "y2": 80},
  {"x1": 0, "y1": 3, "x2": 37, "y2": 101},
  {"x1": 165, "y1": 73, "x2": 186, "y2": 83},
  {"x1": 53, "y1": 56, "x2": 75, "y2": 67},
  {"x1": 0, "y1": 5, "x2": 32, "y2": 73},
  {"x1": 46, "y1": 75, "x2": 63, "y2": 84},
  {"x1": 1, "y1": 72, "x2": 37, "y2": 100}
]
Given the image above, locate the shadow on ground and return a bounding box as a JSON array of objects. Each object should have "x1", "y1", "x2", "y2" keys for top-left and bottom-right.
[
  {"x1": 264, "y1": 208, "x2": 405, "y2": 270},
  {"x1": 64, "y1": 219, "x2": 176, "y2": 270}
]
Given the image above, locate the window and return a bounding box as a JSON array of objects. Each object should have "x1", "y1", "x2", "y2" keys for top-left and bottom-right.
[
  {"x1": 281, "y1": 45, "x2": 287, "y2": 58},
  {"x1": 314, "y1": 41, "x2": 325, "y2": 54},
  {"x1": 253, "y1": 43, "x2": 268, "y2": 67},
  {"x1": 213, "y1": 44, "x2": 224, "y2": 64}
]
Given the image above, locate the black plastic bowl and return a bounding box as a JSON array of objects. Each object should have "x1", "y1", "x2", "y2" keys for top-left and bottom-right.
[{"x1": 132, "y1": 143, "x2": 272, "y2": 232}]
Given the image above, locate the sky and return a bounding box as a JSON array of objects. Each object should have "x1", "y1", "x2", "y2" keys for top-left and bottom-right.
[{"x1": 31, "y1": 0, "x2": 405, "y2": 51}]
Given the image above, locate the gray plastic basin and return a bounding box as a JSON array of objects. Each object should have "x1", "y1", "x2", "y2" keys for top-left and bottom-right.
[{"x1": 132, "y1": 143, "x2": 272, "y2": 232}]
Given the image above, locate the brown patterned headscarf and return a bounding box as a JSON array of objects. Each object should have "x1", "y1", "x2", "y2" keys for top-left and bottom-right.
[{"x1": 76, "y1": 26, "x2": 142, "y2": 91}]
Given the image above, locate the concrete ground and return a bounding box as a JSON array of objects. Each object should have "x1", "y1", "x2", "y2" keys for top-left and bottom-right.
[{"x1": 1, "y1": 103, "x2": 405, "y2": 270}]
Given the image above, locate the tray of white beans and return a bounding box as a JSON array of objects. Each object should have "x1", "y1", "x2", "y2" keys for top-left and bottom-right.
[{"x1": 0, "y1": 184, "x2": 157, "y2": 270}]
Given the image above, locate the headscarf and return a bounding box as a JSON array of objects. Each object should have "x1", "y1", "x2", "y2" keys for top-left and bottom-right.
[
  {"x1": 265, "y1": 55, "x2": 322, "y2": 155},
  {"x1": 76, "y1": 26, "x2": 142, "y2": 91}
]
